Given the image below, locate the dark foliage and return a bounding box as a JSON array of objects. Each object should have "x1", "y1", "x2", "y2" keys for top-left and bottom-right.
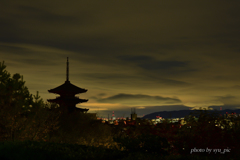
[{"x1": 114, "y1": 133, "x2": 170, "y2": 155}]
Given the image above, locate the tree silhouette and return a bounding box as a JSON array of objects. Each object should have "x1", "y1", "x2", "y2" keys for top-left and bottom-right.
[
  {"x1": 0, "y1": 61, "x2": 60, "y2": 142},
  {"x1": 0, "y1": 61, "x2": 34, "y2": 141}
]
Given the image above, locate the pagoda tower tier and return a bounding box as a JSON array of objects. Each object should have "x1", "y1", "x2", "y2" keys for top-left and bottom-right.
[
  {"x1": 48, "y1": 80, "x2": 87, "y2": 95},
  {"x1": 47, "y1": 57, "x2": 89, "y2": 113},
  {"x1": 47, "y1": 96, "x2": 88, "y2": 104}
]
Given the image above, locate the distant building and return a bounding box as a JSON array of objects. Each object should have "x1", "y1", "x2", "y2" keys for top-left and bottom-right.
[
  {"x1": 131, "y1": 108, "x2": 137, "y2": 120},
  {"x1": 47, "y1": 57, "x2": 89, "y2": 113}
]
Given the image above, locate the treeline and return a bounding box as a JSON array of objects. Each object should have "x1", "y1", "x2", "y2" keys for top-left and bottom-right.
[{"x1": 0, "y1": 60, "x2": 59, "y2": 142}]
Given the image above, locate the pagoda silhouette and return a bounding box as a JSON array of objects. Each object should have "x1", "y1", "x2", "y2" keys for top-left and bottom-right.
[{"x1": 47, "y1": 57, "x2": 89, "y2": 113}]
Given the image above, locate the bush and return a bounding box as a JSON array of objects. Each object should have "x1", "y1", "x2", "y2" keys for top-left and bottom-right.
[
  {"x1": 171, "y1": 109, "x2": 239, "y2": 158},
  {"x1": 0, "y1": 140, "x2": 126, "y2": 160},
  {"x1": 114, "y1": 133, "x2": 170, "y2": 155}
]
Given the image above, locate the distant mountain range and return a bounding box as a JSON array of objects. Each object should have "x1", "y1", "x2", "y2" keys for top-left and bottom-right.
[{"x1": 141, "y1": 109, "x2": 240, "y2": 119}]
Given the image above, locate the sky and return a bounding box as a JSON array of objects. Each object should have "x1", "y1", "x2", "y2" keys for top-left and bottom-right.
[{"x1": 1, "y1": 0, "x2": 240, "y2": 118}]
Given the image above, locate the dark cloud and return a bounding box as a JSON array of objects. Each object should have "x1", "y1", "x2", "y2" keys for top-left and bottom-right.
[
  {"x1": 136, "y1": 105, "x2": 192, "y2": 114},
  {"x1": 1, "y1": 0, "x2": 240, "y2": 118},
  {"x1": 89, "y1": 96, "x2": 97, "y2": 100},
  {"x1": 20, "y1": 58, "x2": 57, "y2": 66},
  {"x1": 119, "y1": 55, "x2": 189, "y2": 70},
  {"x1": 98, "y1": 93, "x2": 107, "y2": 97},
  {"x1": 215, "y1": 95, "x2": 237, "y2": 100},
  {"x1": 88, "y1": 93, "x2": 107, "y2": 100},
  {"x1": 215, "y1": 95, "x2": 237, "y2": 101},
  {"x1": 214, "y1": 95, "x2": 240, "y2": 105},
  {"x1": 158, "y1": 78, "x2": 192, "y2": 87},
  {"x1": 118, "y1": 55, "x2": 198, "y2": 77},
  {"x1": 139, "y1": 61, "x2": 188, "y2": 70},
  {"x1": 82, "y1": 73, "x2": 137, "y2": 81},
  {"x1": 0, "y1": 20, "x2": 19, "y2": 43},
  {"x1": 16, "y1": 5, "x2": 80, "y2": 24},
  {"x1": 232, "y1": 85, "x2": 240, "y2": 90},
  {"x1": 0, "y1": 44, "x2": 30, "y2": 55},
  {"x1": 97, "y1": 93, "x2": 181, "y2": 106},
  {"x1": 81, "y1": 72, "x2": 192, "y2": 89},
  {"x1": 118, "y1": 55, "x2": 153, "y2": 63}
]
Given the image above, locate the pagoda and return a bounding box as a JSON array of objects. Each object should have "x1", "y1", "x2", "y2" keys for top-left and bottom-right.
[{"x1": 47, "y1": 57, "x2": 89, "y2": 113}]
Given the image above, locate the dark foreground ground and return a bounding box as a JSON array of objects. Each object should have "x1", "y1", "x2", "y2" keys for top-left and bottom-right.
[{"x1": 0, "y1": 141, "x2": 237, "y2": 160}]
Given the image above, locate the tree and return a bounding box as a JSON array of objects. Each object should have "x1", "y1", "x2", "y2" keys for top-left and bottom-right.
[
  {"x1": 0, "y1": 61, "x2": 60, "y2": 142},
  {"x1": 0, "y1": 61, "x2": 34, "y2": 141},
  {"x1": 18, "y1": 100, "x2": 61, "y2": 142}
]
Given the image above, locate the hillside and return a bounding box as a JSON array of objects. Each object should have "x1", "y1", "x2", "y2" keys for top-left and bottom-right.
[{"x1": 142, "y1": 109, "x2": 240, "y2": 119}]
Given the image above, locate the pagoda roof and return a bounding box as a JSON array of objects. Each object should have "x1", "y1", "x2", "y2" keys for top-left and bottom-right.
[
  {"x1": 48, "y1": 80, "x2": 87, "y2": 94},
  {"x1": 47, "y1": 96, "x2": 88, "y2": 103},
  {"x1": 75, "y1": 108, "x2": 89, "y2": 112}
]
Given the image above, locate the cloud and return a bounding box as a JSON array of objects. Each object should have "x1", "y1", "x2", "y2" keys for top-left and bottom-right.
[
  {"x1": 118, "y1": 55, "x2": 197, "y2": 78},
  {"x1": 139, "y1": 61, "x2": 188, "y2": 70},
  {"x1": 98, "y1": 93, "x2": 107, "y2": 97},
  {"x1": 154, "y1": 77, "x2": 192, "y2": 87},
  {"x1": 20, "y1": 58, "x2": 56, "y2": 66},
  {"x1": 118, "y1": 55, "x2": 153, "y2": 63},
  {"x1": 88, "y1": 96, "x2": 98, "y2": 100},
  {"x1": 214, "y1": 94, "x2": 240, "y2": 105},
  {"x1": 118, "y1": 55, "x2": 189, "y2": 70},
  {"x1": 232, "y1": 85, "x2": 240, "y2": 90},
  {"x1": 16, "y1": 5, "x2": 80, "y2": 24},
  {"x1": 88, "y1": 93, "x2": 107, "y2": 100},
  {"x1": 216, "y1": 95, "x2": 237, "y2": 100},
  {"x1": 97, "y1": 93, "x2": 182, "y2": 106},
  {"x1": 142, "y1": 105, "x2": 191, "y2": 112},
  {"x1": 82, "y1": 73, "x2": 136, "y2": 80}
]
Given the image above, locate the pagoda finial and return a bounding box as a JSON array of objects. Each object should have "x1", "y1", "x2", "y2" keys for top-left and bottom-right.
[{"x1": 66, "y1": 57, "x2": 69, "y2": 81}]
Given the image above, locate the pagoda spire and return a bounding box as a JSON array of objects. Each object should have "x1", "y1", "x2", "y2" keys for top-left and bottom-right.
[{"x1": 66, "y1": 57, "x2": 69, "y2": 82}]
